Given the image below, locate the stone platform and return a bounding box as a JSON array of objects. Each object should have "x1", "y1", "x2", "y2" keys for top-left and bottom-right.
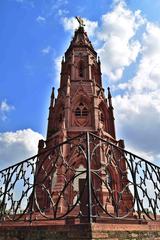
[{"x1": 0, "y1": 221, "x2": 160, "y2": 240}]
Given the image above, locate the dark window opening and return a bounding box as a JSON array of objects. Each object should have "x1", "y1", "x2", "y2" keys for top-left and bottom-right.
[
  {"x1": 75, "y1": 103, "x2": 88, "y2": 117},
  {"x1": 59, "y1": 114, "x2": 63, "y2": 122},
  {"x1": 75, "y1": 107, "x2": 81, "y2": 116},
  {"x1": 79, "y1": 62, "x2": 84, "y2": 77},
  {"x1": 100, "y1": 112, "x2": 104, "y2": 122},
  {"x1": 91, "y1": 65, "x2": 96, "y2": 79},
  {"x1": 82, "y1": 107, "x2": 88, "y2": 116}
]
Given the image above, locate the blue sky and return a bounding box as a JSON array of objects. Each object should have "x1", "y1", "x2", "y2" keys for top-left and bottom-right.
[{"x1": 0, "y1": 0, "x2": 160, "y2": 168}]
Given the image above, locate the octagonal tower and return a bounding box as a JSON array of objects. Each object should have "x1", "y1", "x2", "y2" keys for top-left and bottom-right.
[{"x1": 34, "y1": 21, "x2": 133, "y2": 221}]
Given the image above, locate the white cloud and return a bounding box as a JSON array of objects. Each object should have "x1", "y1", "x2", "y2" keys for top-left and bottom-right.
[
  {"x1": 44, "y1": 0, "x2": 69, "y2": 18},
  {"x1": 0, "y1": 129, "x2": 44, "y2": 170},
  {"x1": 120, "y1": 22, "x2": 160, "y2": 92},
  {"x1": 114, "y1": 71, "x2": 160, "y2": 164},
  {"x1": 41, "y1": 46, "x2": 52, "y2": 55},
  {"x1": 58, "y1": 2, "x2": 160, "y2": 165},
  {"x1": 90, "y1": 2, "x2": 160, "y2": 164},
  {"x1": 62, "y1": 17, "x2": 98, "y2": 37},
  {"x1": 61, "y1": 3, "x2": 144, "y2": 81},
  {"x1": 54, "y1": 56, "x2": 62, "y2": 89},
  {"x1": 113, "y1": 21, "x2": 160, "y2": 162},
  {"x1": 113, "y1": 92, "x2": 160, "y2": 161},
  {"x1": 0, "y1": 99, "x2": 14, "y2": 121},
  {"x1": 113, "y1": 0, "x2": 123, "y2": 3},
  {"x1": 113, "y1": 21, "x2": 160, "y2": 164},
  {"x1": 1, "y1": 100, "x2": 12, "y2": 112},
  {"x1": 58, "y1": 9, "x2": 69, "y2": 16},
  {"x1": 97, "y1": 2, "x2": 145, "y2": 81},
  {"x1": 126, "y1": 144, "x2": 155, "y2": 163},
  {"x1": 51, "y1": 0, "x2": 68, "y2": 10},
  {"x1": 36, "y1": 16, "x2": 46, "y2": 23}
]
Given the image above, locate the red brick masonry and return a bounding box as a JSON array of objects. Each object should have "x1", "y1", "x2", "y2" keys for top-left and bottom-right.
[{"x1": 0, "y1": 222, "x2": 160, "y2": 240}]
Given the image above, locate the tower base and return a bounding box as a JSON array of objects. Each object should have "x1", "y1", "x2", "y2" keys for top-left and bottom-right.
[{"x1": 0, "y1": 221, "x2": 160, "y2": 240}]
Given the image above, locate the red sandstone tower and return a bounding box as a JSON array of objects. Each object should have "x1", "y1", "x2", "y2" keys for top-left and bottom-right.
[{"x1": 34, "y1": 19, "x2": 133, "y2": 221}]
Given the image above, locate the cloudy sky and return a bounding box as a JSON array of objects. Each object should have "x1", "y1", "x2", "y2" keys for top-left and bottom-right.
[{"x1": 0, "y1": 0, "x2": 160, "y2": 169}]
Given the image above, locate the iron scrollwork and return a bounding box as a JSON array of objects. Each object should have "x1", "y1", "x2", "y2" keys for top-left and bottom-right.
[{"x1": 0, "y1": 132, "x2": 159, "y2": 223}]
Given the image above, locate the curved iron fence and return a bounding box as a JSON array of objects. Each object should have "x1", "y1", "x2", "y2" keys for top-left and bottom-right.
[{"x1": 0, "y1": 132, "x2": 159, "y2": 223}]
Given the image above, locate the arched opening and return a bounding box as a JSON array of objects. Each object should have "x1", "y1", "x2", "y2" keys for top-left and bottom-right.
[
  {"x1": 75, "y1": 103, "x2": 88, "y2": 117},
  {"x1": 67, "y1": 64, "x2": 71, "y2": 76},
  {"x1": 79, "y1": 61, "x2": 84, "y2": 78},
  {"x1": 75, "y1": 107, "x2": 81, "y2": 116},
  {"x1": 98, "y1": 103, "x2": 107, "y2": 131},
  {"x1": 82, "y1": 107, "x2": 88, "y2": 116},
  {"x1": 100, "y1": 112, "x2": 104, "y2": 123},
  {"x1": 91, "y1": 64, "x2": 96, "y2": 79},
  {"x1": 59, "y1": 113, "x2": 63, "y2": 122}
]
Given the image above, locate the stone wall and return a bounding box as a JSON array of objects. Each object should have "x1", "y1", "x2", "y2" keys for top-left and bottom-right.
[{"x1": 0, "y1": 223, "x2": 160, "y2": 240}]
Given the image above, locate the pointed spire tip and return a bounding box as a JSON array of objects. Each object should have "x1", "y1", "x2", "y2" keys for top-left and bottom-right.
[
  {"x1": 51, "y1": 87, "x2": 55, "y2": 98},
  {"x1": 108, "y1": 87, "x2": 112, "y2": 99},
  {"x1": 61, "y1": 56, "x2": 64, "y2": 63}
]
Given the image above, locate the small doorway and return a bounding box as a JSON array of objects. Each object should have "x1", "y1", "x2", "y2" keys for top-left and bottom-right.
[
  {"x1": 79, "y1": 178, "x2": 96, "y2": 223},
  {"x1": 79, "y1": 178, "x2": 88, "y2": 222}
]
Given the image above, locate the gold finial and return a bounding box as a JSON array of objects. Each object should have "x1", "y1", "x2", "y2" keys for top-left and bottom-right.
[{"x1": 75, "y1": 16, "x2": 85, "y2": 28}]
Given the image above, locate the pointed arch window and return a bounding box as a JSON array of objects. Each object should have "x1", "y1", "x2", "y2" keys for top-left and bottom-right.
[
  {"x1": 75, "y1": 107, "x2": 81, "y2": 116},
  {"x1": 79, "y1": 61, "x2": 84, "y2": 77},
  {"x1": 91, "y1": 64, "x2": 96, "y2": 79},
  {"x1": 100, "y1": 112, "x2": 104, "y2": 123},
  {"x1": 82, "y1": 107, "x2": 88, "y2": 116},
  {"x1": 67, "y1": 64, "x2": 71, "y2": 76},
  {"x1": 75, "y1": 103, "x2": 88, "y2": 117},
  {"x1": 99, "y1": 107, "x2": 105, "y2": 125},
  {"x1": 59, "y1": 113, "x2": 63, "y2": 122}
]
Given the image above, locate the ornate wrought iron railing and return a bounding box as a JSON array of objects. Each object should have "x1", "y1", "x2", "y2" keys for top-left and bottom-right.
[{"x1": 0, "y1": 132, "x2": 160, "y2": 223}]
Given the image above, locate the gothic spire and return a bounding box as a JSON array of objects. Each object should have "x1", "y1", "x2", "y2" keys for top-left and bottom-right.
[
  {"x1": 66, "y1": 17, "x2": 95, "y2": 55},
  {"x1": 108, "y1": 87, "x2": 113, "y2": 108},
  {"x1": 50, "y1": 87, "x2": 55, "y2": 108}
]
